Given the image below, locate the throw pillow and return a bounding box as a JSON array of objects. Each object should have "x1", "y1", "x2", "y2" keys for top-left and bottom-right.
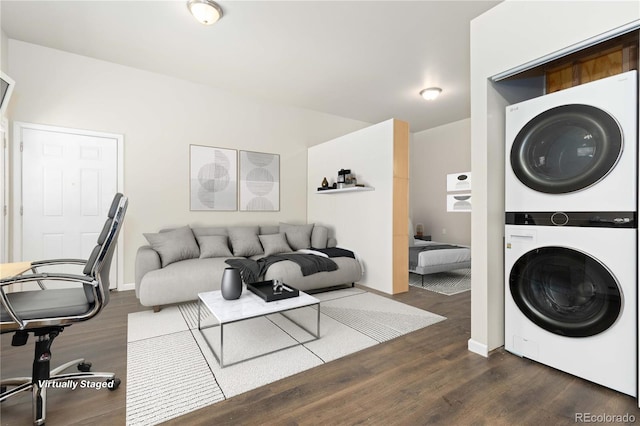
[
  {"x1": 143, "y1": 226, "x2": 200, "y2": 267},
  {"x1": 228, "y1": 226, "x2": 264, "y2": 257},
  {"x1": 197, "y1": 235, "x2": 233, "y2": 259},
  {"x1": 259, "y1": 233, "x2": 293, "y2": 256},
  {"x1": 279, "y1": 222, "x2": 314, "y2": 251}
]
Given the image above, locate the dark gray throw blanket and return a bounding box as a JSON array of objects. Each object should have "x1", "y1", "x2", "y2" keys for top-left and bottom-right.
[
  {"x1": 409, "y1": 244, "x2": 464, "y2": 269},
  {"x1": 309, "y1": 247, "x2": 356, "y2": 259},
  {"x1": 225, "y1": 254, "x2": 338, "y2": 284}
]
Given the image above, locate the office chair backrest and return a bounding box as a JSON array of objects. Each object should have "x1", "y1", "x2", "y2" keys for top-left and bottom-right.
[{"x1": 81, "y1": 193, "x2": 128, "y2": 309}]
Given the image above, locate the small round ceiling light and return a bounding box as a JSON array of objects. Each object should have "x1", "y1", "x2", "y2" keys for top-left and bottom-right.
[
  {"x1": 420, "y1": 87, "x2": 442, "y2": 101},
  {"x1": 187, "y1": 0, "x2": 223, "y2": 25}
]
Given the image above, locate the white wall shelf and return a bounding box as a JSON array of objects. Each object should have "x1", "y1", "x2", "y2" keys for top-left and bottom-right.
[{"x1": 316, "y1": 186, "x2": 375, "y2": 194}]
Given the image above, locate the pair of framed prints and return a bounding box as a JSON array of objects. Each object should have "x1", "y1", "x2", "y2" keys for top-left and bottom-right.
[{"x1": 190, "y1": 145, "x2": 279, "y2": 211}]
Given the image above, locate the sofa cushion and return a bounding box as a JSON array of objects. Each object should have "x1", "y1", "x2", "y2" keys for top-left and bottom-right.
[
  {"x1": 259, "y1": 233, "x2": 293, "y2": 256},
  {"x1": 259, "y1": 225, "x2": 280, "y2": 235},
  {"x1": 197, "y1": 235, "x2": 233, "y2": 258},
  {"x1": 143, "y1": 226, "x2": 200, "y2": 267},
  {"x1": 279, "y1": 223, "x2": 314, "y2": 250},
  {"x1": 228, "y1": 226, "x2": 264, "y2": 257},
  {"x1": 311, "y1": 226, "x2": 329, "y2": 249}
]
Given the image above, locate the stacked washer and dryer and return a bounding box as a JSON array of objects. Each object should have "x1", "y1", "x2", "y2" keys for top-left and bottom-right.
[{"x1": 504, "y1": 70, "x2": 638, "y2": 397}]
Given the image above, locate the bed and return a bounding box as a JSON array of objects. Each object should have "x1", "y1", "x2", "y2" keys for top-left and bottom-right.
[{"x1": 409, "y1": 239, "x2": 471, "y2": 285}]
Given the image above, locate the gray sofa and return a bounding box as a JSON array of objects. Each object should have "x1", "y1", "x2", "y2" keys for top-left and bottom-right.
[{"x1": 135, "y1": 223, "x2": 362, "y2": 310}]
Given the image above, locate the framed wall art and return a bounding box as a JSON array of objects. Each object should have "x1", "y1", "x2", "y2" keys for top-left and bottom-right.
[
  {"x1": 190, "y1": 145, "x2": 237, "y2": 211},
  {"x1": 239, "y1": 150, "x2": 280, "y2": 211}
]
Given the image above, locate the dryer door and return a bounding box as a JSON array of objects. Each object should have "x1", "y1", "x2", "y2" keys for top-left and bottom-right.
[
  {"x1": 510, "y1": 104, "x2": 623, "y2": 194},
  {"x1": 509, "y1": 246, "x2": 621, "y2": 337}
]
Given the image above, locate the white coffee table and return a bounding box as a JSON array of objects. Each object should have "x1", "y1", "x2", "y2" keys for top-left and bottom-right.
[{"x1": 197, "y1": 288, "x2": 320, "y2": 368}]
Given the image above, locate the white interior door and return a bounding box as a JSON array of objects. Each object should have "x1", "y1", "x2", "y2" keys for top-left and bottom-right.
[{"x1": 15, "y1": 123, "x2": 122, "y2": 289}]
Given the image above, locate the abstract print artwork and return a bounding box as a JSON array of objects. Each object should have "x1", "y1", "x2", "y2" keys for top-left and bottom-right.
[
  {"x1": 190, "y1": 145, "x2": 237, "y2": 211},
  {"x1": 239, "y1": 150, "x2": 280, "y2": 211}
]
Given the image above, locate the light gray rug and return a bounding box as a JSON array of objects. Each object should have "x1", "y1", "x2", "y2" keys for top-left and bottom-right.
[
  {"x1": 409, "y1": 269, "x2": 471, "y2": 295},
  {"x1": 126, "y1": 288, "x2": 446, "y2": 425}
]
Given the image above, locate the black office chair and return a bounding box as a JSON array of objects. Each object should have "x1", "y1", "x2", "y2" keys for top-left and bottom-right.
[{"x1": 0, "y1": 193, "x2": 128, "y2": 426}]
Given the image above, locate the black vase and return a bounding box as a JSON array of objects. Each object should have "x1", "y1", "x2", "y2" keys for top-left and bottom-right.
[{"x1": 221, "y1": 267, "x2": 242, "y2": 300}]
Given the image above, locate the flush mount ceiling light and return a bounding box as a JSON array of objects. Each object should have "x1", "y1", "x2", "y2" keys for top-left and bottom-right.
[
  {"x1": 419, "y1": 87, "x2": 442, "y2": 101},
  {"x1": 187, "y1": 0, "x2": 223, "y2": 25}
]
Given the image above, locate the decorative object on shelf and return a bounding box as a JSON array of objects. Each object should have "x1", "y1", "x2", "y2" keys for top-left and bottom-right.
[
  {"x1": 416, "y1": 223, "x2": 424, "y2": 237},
  {"x1": 321, "y1": 177, "x2": 329, "y2": 188},
  {"x1": 190, "y1": 145, "x2": 237, "y2": 211},
  {"x1": 337, "y1": 168, "x2": 357, "y2": 189},
  {"x1": 446, "y1": 172, "x2": 472, "y2": 192},
  {"x1": 239, "y1": 150, "x2": 280, "y2": 211},
  {"x1": 447, "y1": 193, "x2": 472, "y2": 212},
  {"x1": 446, "y1": 171, "x2": 472, "y2": 212},
  {"x1": 220, "y1": 267, "x2": 242, "y2": 300}
]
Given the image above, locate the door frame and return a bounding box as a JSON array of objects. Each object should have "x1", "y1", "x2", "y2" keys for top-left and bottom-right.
[
  {"x1": 12, "y1": 122, "x2": 125, "y2": 290},
  {"x1": 1, "y1": 117, "x2": 8, "y2": 263}
]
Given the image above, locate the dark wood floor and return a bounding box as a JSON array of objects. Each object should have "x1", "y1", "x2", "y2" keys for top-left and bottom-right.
[{"x1": 2, "y1": 286, "x2": 639, "y2": 425}]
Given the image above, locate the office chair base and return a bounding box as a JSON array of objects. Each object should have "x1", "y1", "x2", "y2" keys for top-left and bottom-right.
[{"x1": 0, "y1": 358, "x2": 120, "y2": 426}]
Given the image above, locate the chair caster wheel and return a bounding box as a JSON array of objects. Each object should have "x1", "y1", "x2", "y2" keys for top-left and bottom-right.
[
  {"x1": 108, "y1": 378, "x2": 121, "y2": 391},
  {"x1": 78, "y1": 362, "x2": 92, "y2": 372}
]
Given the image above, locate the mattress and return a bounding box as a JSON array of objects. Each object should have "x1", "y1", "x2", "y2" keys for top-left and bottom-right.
[{"x1": 410, "y1": 240, "x2": 471, "y2": 275}]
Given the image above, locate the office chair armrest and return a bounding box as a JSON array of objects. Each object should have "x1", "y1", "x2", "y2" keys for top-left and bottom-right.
[
  {"x1": 0, "y1": 273, "x2": 93, "y2": 287},
  {"x1": 26, "y1": 260, "x2": 87, "y2": 289},
  {"x1": 0, "y1": 273, "x2": 94, "y2": 329},
  {"x1": 31, "y1": 259, "x2": 87, "y2": 269}
]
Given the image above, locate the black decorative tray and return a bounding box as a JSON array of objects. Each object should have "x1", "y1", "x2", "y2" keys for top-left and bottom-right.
[{"x1": 247, "y1": 280, "x2": 300, "y2": 302}]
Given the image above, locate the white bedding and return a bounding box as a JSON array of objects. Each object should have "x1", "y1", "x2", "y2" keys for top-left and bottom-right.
[{"x1": 412, "y1": 240, "x2": 471, "y2": 267}]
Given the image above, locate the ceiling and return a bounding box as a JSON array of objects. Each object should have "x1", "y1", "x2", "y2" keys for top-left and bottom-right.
[{"x1": 0, "y1": 0, "x2": 500, "y2": 133}]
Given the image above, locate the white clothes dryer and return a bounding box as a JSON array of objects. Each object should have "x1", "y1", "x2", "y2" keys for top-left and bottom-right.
[
  {"x1": 505, "y1": 70, "x2": 637, "y2": 212},
  {"x1": 505, "y1": 213, "x2": 636, "y2": 397}
]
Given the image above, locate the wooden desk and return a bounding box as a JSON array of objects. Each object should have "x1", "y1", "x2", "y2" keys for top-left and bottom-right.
[{"x1": 0, "y1": 261, "x2": 32, "y2": 280}]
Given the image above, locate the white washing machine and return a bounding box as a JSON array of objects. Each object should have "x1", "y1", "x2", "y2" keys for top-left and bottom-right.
[
  {"x1": 505, "y1": 70, "x2": 637, "y2": 212},
  {"x1": 505, "y1": 214, "x2": 636, "y2": 397}
]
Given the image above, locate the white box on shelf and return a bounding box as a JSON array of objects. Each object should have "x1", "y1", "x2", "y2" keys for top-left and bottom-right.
[{"x1": 447, "y1": 172, "x2": 471, "y2": 192}]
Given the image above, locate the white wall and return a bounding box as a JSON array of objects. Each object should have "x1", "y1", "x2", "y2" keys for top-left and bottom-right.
[
  {"x1": 469, "y1": 0, "x2": 639, "y2": 356},
  {"x1": 1, "y1": 30, "x2": 8, "y2": 72},
  {"x1": 410, "y1": 118, "x2": 471, "y2": 245},
  {"x1": 7, "y1": 39, "x2": 370, "y2": 286},
  {"x1": 307, "y1": 119, "x2": 395, "y2": 294}
]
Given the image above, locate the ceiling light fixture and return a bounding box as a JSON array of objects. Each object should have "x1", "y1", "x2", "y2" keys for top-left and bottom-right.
[
  {"x1": 187, "y1": 0, "x2": 223, "y2": 25},
  {"x1": 420, "y1": 87, "x2": 442, "y2": 101}
]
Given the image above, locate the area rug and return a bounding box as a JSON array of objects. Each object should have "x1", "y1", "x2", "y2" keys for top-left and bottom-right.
[
  {"x1": 409, "y1": 268, "x2": 471, "y2": 295},
  {"x1": 125, "y1": 288, "x2": 446, "y2": 425}
]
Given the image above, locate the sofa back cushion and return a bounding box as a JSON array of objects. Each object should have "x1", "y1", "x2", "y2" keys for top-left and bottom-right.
[
  {"x1": 259, "y1": 233, "x2": 293, "y2": 256},
  {"x1": 311, "y1": 226, "x2": 329, "y2": 249},
  {"x1": 196, "y1": 235, "x2": 233, "y2": 258},
  {"x1": 280, "y1": 223, "x2": 315, "y2": 250},
  {"x1": 228, "y1": 226, "x2": 264, "y2": 257},
  {"x1": 144, "y1": 225, "x2": 200, "y2": 267},
  {"x1": 192, "y1": 226, "x2": 229, "y2": 237}
]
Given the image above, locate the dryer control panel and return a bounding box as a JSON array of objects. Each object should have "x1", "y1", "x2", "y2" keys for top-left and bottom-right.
[{"x1": 505, "y1": 211, "x2": 636, "y2": 228}]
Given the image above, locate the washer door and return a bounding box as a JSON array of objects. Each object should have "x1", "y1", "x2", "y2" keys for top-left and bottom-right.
[
  {"x1": 509, "y1": 246, "x2": 622, "y2": 337},
  {"x1": 510, "y1": 104, "x2": 622, "y2": 194}
]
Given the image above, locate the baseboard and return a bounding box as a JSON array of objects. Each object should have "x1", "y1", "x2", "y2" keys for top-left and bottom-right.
[
  {"x1": 467, "y1": 338, "x2": 489, "y2": 357},
  {"x1": 118, "y1": 282, "x2": 135, "y2": 292}
]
